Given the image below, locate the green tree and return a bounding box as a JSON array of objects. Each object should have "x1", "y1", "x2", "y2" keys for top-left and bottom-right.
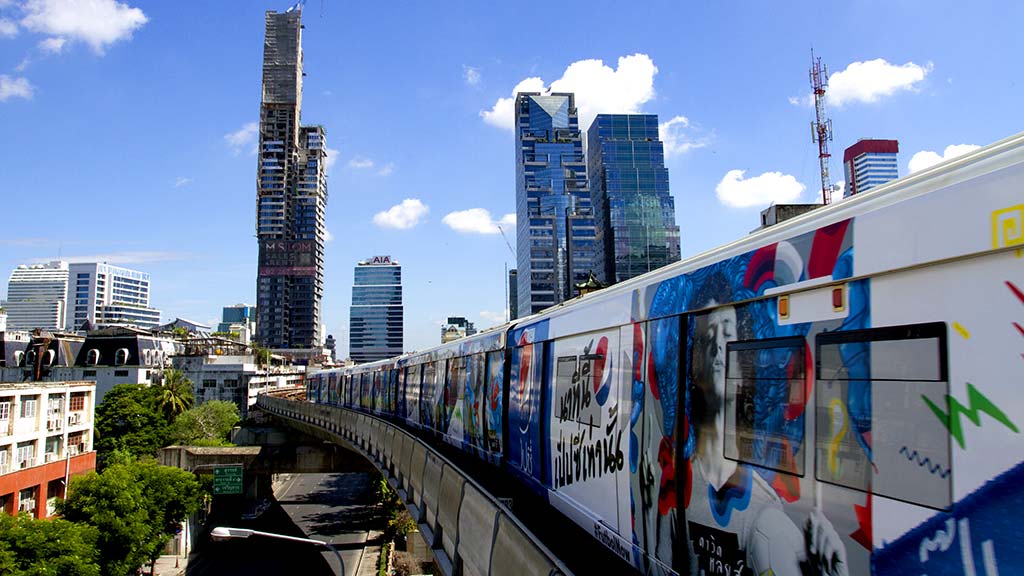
[
  {"x1": 59, "y1": 458, "x2": 202, "y2": 576},
  {"x1": 94, "y1": 384, "x2": 169, "y2": 463},
  {"x1": 169, "y1": 400, "x2": 241, "y2": 446},
  {"x1": 0, "y1": 513, "x2": 101, "y2": 576},
  {"x1": 155, "y1": 369, "x2": 194, "y2": 421}
]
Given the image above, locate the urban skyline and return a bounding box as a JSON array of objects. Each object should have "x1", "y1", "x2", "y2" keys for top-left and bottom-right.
[{"x1": 1, "y1": 1, "x2": 1020, "y2": 354}]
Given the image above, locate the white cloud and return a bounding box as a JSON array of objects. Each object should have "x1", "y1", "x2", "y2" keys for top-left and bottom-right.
[
  {"x1": 715, "y1": 169, "x2": 806, "y2": 208},
  {"x1": 373, "y1": 198, "x2": 429, "y2": 230},
  {"x1": 442, "y1": 208, "x2": 515, "y2": 235},
  {"x1": 348, "y1": 156, "x2": 374, "y2": 169},
  {"x1": 324, "y1": 147, "x2": 339, "y2": 171},
  {"x1": 787, "y1": 96, "x2": 801, "y2": 106},
  {"x1": 377, "y1": 162, "x2": 395, "y2": 177},
  {"x1": 173, "y1": 176, "x2": 191, "y2": 188},
  {"x1": 827, "y1": 58, "x2": 932, "y2": 107},
  {"x1": 479, "y1": 310, "x2": 507, "y2": 326},
  {"x1": 0, "y1": 18, "x2": 17, "y2": 37},
  {"x1": 481, "y1": 53, "x2": 658, "y2": 132},
  {"x1": 224, "y1": 121, "x2": 257, "y2": 155},
  {"x1": 463, "y1": 65, "x2": 481, "y2": 86},
  {"x1": 38, "y1": 36, "x2": 64, "y2": 53},
  {"x1": 660, "y1": 115, "x2": 706, "y2": 157},
  {"x1": 480, "y1": 77, "x2": 544, "y2": 130},
  {"x1": 323, "y1": 229, "x2": 334, "y2": 242},
  {"x1": 20, "y1": 0, "x2": 147, "y2": 54},
  {"x1": 0, "y1": 75, "x2": 33, "y2": 101},
  {"x1": 907, "y1": 144, "x2": 980, "y2": 173}
]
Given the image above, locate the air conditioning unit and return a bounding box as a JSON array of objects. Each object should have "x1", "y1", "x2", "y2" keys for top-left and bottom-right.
[
  {"x1": 68, "y1": 413, "x2": 81, "y2": 426},
  {"x1": 19, "y1": 460, "x2": 30, "y2": 469},
  {"x1": 46, "y1": 420, "x2": 60, "y2": 431}
]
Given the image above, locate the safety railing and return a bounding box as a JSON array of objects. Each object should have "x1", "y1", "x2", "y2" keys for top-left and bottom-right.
[{"x1": 257, "y1": 394, "x2": 570, "y2": 576}]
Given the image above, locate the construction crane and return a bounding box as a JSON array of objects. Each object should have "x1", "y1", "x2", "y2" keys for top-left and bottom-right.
[
  {"x1": 496, "y1": 224, "x2": 516, "y2": 258},
  {"x1": 809, "y1": 48, "x2": 834, "y2": 205}
]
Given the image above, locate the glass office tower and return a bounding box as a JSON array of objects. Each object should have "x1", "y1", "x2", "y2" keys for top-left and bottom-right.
[
  {"x1": 843, "y1": 139, "x2": 899, "y2": 197},
  {"x1": 587, "y1": 114, "x2": 680, "y2": 285},
  {"x1": 349, "y1": 256, "x2": 403, "y2": 363},
  {"x1": 515, "y1": 92, "x2": 597, "y2": 316}
]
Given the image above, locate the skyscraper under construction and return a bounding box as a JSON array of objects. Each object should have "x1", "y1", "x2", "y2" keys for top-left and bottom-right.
[{"x1": 255, "y1": 8, "x2": 328, "y2": 350}]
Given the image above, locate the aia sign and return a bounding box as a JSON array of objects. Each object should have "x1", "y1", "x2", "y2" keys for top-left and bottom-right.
[{"x1": 369, "y1": 255, "x2": 392, "y2": 264}]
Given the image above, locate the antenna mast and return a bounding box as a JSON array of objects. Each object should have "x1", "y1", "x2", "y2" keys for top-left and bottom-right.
[{"x1": 809, "y1": 49, "x2": 833, "y2": 205}]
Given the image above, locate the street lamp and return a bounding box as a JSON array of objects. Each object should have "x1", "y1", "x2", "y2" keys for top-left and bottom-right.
[{"x1": 211, "y1": 527, "x2": 345, "y2": 576}]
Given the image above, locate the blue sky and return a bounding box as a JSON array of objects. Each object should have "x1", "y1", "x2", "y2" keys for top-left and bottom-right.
[{"x1": 1, "y1": 0, "x2": 1021, "y2": 355}]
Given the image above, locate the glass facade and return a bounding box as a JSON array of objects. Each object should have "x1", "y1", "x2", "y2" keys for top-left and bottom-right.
[
  {"x1": 349, "y1": 259, "x2": 403, "y2": 363},
  {"x1": 515, "y1": 92, "x2": 597, "y2": 316},
  {"x1": 842, "y1": 139, "x2": 899, "y2": 198},
  {"x1": 586, "y1": 114, "x2": 680, "y2": 285},
  {"x1": 255, "y1": 10, "x2": 328, "y2": 350}
]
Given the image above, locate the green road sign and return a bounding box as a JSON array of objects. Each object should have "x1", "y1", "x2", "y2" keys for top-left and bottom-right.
[{"x1": 213, "y1": 466, "x2": 243, "y2": 495}]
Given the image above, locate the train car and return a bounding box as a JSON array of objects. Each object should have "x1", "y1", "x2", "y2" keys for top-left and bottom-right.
[{"x1": 307, "y1": 132, "x2": 1024, "y2": 575}]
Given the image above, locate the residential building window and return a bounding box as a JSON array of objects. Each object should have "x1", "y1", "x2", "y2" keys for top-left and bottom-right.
[
  {"x1": 82, "y1": 370, "x2": 96, "y2": 377},
  {"x1": 16, "y1": 441, "x2": 35, "y2": 468},
  {"x1": 0, "y1": 398, "x2": 11, "y2": 421},
  {"x1": 203, "y1": 379, "x2": 217, "y2": 389},
  {"x1": 0, "y1": 448, "x2": 9, "y2": 473},
  {"x1": 114, "y1": 370, "x2": 129, "y2": 377},
  {"x1": 223, "y1": 379, "x2": 238, "y2": 389},
  {"x1": 69, "y1": 393, "x2": 86, "y2": 412},
  {"x1": 18, "y1": 487, "x2": 36, "y2": 514},
  {"x1": 68, "y1": 432, "x2": 86, "y2": 455},
  {"x1": 21, "y1": 397, "x2": 37, "y2": 419}
]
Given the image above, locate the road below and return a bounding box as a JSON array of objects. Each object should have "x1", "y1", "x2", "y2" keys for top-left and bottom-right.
[{"x1": 187, "y1": 472, "x2": 383, "y2": 576}]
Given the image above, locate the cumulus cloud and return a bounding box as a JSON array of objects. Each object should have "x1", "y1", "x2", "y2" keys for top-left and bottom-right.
[
  {"x1": 323, "y1": 229, "x2": 334, "y2": 242},
  {"x1": 38, "y1": 36, "x2": 64, "y2": 53},
  {"x1": 348, "y1": 156, "x2": 374, "y2": 169},
  {"x1": 907, "y1": 143, "x2": 980, "y2": 173},
  {"x1": 442, "y1": 208, "x2": 515, "y2": 235},
  {"x1": 0, "y1": 75, "x2": 33, "y2": 101},
  {"x1": 481, "y1": 53, "x2": 658, "y2": 132},
  {"x1": 173, "y1": 176, "x2": 191, "y2": 188},
  {"x1": 463, "y1": 65, "x2": 481, "y2": 86},
  {"x1": 716, "y1": 170, "x2": 806, "y2": 208},
  {"x1": 660, "y1": 115, "x2": 706, "y2": 157},
  {"x1": 224, "y1": 121, "x2": 257, "y2": 155},
  {"x1": 827, "y1": 58, "x2": 932, "y2": 107},
  {"x1": 0, "y1": 18, "x2": 17, "y2": 37},
  {"x1": 20, "y1": 0, "x2": 147, "y2": 54},
  {"x1": 373, "y1": 199, "x2": 429, "y2": 230},
  {"x1": 377, "y1": 163, "x2": 395, "y2": 177},
  {"x1": 324, "y1": 147, "x2": 339, "y2": 171}
]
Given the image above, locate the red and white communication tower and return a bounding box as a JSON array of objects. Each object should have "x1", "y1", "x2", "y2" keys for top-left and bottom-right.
[{"x1": 809, "y1": 49, "x2": 834, "y2": 205}]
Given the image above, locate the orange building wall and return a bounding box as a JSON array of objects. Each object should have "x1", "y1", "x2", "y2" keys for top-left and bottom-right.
[{"x1": 0, "y1": 452, "x2": 97, "y2": 518}]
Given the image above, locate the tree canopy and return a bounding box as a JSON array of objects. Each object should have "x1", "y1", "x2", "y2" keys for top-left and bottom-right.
[
  {"x1": 169, "y1": 400, "x2": 241, "y2": 446},
  {"x1": 59, "y1": 458, "x2": 202, "y2": 576},
  {"x1": 94, "y1": 384, "x2": 169, "y2": 463},
  {"x1": 0, "y1": 513, "x2": 101, "y2": 576}
]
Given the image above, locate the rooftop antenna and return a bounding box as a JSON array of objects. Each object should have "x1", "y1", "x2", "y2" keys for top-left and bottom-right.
[{"x1": 809, "y1": 48, "x2": 834, "y2": 205}]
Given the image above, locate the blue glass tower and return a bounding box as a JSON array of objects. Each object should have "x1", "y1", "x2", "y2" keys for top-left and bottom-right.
[
  {"x1": 586, "y1": 114, "x2": 680, "y2": 285},
  {"x1": 349, "y1": 256, "x2": 403, "y2": 363},
  {"x1": 515, "y1": 92, "x2": 597, "y2": 315}
]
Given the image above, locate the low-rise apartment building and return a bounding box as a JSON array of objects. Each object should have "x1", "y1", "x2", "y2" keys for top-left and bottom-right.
[{"x1": 0, "y1": 380, "x2": 96, "y2": 518}]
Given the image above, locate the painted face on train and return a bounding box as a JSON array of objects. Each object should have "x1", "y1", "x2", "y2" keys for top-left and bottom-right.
[{"x1": 696, "y1": 301, "x2": 737, "y2": 406}]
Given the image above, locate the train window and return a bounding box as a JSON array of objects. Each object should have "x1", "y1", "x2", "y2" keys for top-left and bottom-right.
[
  {"x1": 554, "y1": 354, "x2": 602, "y2": 427},
  {"x1": 815, "y1": 323, "x2": 950, "y2": 510},
  {"x1": 723, "y1": 337, "x2": 806, "y2": 476},
  {"x1": 484, "y1": 350, "x2": 504, "y2": 453}
]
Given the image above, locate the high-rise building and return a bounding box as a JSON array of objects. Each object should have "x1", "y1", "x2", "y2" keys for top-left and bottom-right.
[
  {"x1": 515, "y1": 92, "x2": 597, "y2": 316},
  {"x1": 218, "y1": 304, "x2": 256, "y2": 344},
  {"x1": 440, "y1": 317, "x2": 477, "y2": 343},
  {"x1": 255, "y1": 8, "x2": 328, "y2": 350},
  {"x1": 4, "y1": 262, "x2": 68, "y2": 331},
  {"x1": 507, "y1": 269, "x2": 518, "y2": 321},
  {"x1": 349, "y1": 256, "x2": 403, "y2": 363},
  {"x1": 587, "y1": 114, "x2": 680, "y2": 285},
  {"x1": 65, "y1": 263, "x2": 161, "y2": 330},
  {"x1": 843, "y1": 139, "x2": 899, "y2": 197}
]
